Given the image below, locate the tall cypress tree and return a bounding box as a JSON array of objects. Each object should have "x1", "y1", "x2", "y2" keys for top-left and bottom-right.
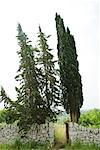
[
  {"x1": 15, "y1": 24, "x2": 48, "y2": 131},
  {"x1": 55, "y1": 13, "x2": 83, "y2": 122},
  {"x1": 14, "y1": 24, "x2": 59, "y2": 131},
  {"x1": 0, "y1": 24, "x2": 60, "y2": 132},
  {"x1": 37, "y1": 26, "x2": 60, "y2": 121}
]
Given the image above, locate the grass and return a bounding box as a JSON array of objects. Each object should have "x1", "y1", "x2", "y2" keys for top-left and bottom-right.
[
  {"x1": 0, "y1": 140, "x2": 52, "y2": 150},
  {"x1": 64, "y1": 144, "x2": 100, "y2": 150},
  {"x1": 0, "y1": 140, "x2": 100, "y2": 150},
  {"x1": 64, "y1": 141, "x2": 100, "y2": 150},
  {"x1": 54, "y1": 124, "x2": 66, "y2": 145}
]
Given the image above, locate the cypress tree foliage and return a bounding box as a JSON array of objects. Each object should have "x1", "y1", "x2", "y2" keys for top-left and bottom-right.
[
  {"x1": 0, "y1": 24, "x2": 60, "y2": 132},
  {"x1": 55, "y1": 13, "x2": 83, "y2": 123},
  {"x1": 11, "y1": 24, "x2": 51, "y2": 131},
  {"x1": 37, "y1": 26, "x2": 60, "y2": 122},
  {"x1": 0, "y1": 86, "x2": 12, "y2": 109},
  {"x1": 14, "y1": 24, "x2": 59, "y2": 131},
  {"x1": 15, "y1": 24, "x2": 51, "y2": 131}
]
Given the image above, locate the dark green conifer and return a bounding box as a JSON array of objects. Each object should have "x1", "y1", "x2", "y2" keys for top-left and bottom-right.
[{"x1": 55, "y1": 13, "x2": 83, "y2": 122}]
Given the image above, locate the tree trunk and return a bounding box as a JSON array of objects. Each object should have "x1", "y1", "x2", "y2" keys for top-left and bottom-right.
[
  {"x1": 70, "y1": 111, "x2": 75, "y2": 123},
  {"x1": 65, "y1": 122, "x2": 69, "y2": 143},
  {"x1": 70, "y1": 110, "x2": 78, "y2": 123}
]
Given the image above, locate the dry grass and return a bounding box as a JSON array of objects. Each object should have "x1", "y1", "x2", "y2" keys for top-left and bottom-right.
[{"x1": 54, "y1": 124, "x2": 66, "y2": 145}]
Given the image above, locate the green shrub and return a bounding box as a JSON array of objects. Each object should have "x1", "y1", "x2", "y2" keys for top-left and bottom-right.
[
  {"x1": 0, "y1": 109, "x2": 7, "y2": 123},
  {"x1": 79, "y1": 109, "x2": 100, "y2": 128},
  {"x1": 13, "y1": 139, "x2": 23, "y2": 149}
]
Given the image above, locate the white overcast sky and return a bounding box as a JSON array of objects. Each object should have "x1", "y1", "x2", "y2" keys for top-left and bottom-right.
[{"x1": 0, "y1": 0, "x2": 99, "y2": 109}]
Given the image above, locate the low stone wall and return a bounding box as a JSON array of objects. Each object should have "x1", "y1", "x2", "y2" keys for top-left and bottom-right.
[
  {"x1": 69, "y1": 123, "x2": 100, "y2": 146},
  {"x1": 0, "y1": 122, "x2": 100, "y2": 145},
  {"x1": 0, "y1": 123, "x2": 54, "y2": 144}
]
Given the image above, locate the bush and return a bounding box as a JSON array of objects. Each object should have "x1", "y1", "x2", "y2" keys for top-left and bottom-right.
[
  {"x1": 0, "y1": 109, "x2": 7, "y2": 123},
  {"x1": 13, "y1": 139, "x2": 23, "y2": 149},
  {"x1": 79, "y1": 109, "x2": 100, "y2": 128}
]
